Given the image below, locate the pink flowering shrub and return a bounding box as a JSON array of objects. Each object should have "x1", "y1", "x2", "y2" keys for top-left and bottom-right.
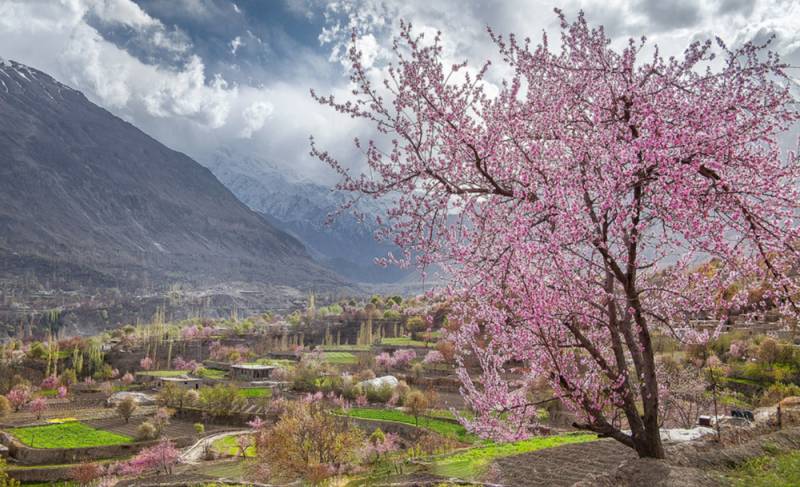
[
  {"x1": 139, "y1": 356, "x2": 154, "y2": 371},
  {"x1": 121, "y1": 372, "x2": 135, "y2": 385},
  {"x1": 375, "y1": 352, "x2": 395, "y2": 371},
  {"x1": 173, "y1": 356, "x2": 200, "y2": 372},
  {"x1": 119, "y1": 438, "x2": 179, "y2": 475},
  {"x1": 392, "y1": 349, "x2": 416, "y2": 369},
  {"x1": 423, "y1": 350, "x2": 444, "y2": 365},
  {"x1": 6, "y1": 384, "x2": 32, "y2": 411},
  {"x1": 57, "y1": 385, "x2": 68, "y2": 399},
  {"x1": 29, "y1": 396, "x2": 47, "y2": 419},
  {"x1": 40, "y1": 375, "x2": 59, "y2": 390},
  {"x1": 355, "y1": 395, "x2": 368, "y2": 407}
]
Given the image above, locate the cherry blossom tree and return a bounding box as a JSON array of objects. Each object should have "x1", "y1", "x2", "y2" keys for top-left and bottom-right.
[
  {"x1": 29, "y1": 397, "x2": 47, "y2": 420},
  {"x1": 6, "y1": 385, "x2": 31, "y2": 412},
  {"x1": 313, "y1": 11, "x2": 800, "y2": 458},
  {"x1": 139, "y1": 357, "x2": 153, "y2": 371},
  {"x1": 120, "y1": 438, "x2": 179, "y2": 475}
]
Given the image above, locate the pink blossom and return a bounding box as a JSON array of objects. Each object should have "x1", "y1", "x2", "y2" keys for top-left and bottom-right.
[
  {"x1": 423, "y1": 350, "x2": 444, "y2": 365},
  {"x1": 29, "y1": 397, "x2": 47, "y2": 419},
  {"x1": 6, "y1": 385, "x2": 31, "y2": 411},
  {"x1": 40, "y1": 375, "x2": 59, "y2": 390},
  {"x1": 355, "y1": 395, "x2": 368, "y2": 407},
  {"x1": 119, "y1": 438, "x2": 179, "y2": 475},
  {"x1": 247, "y1": 416, "x2": 266, "y2": 430},
  {"x1": 172, "y1": 356, "x2": 199, "y2": 372},
  {"x1": 57, "y1": 386, "x2": 68, "y2": 399},
  {"x1": 139, "y1": 356, "x2": 154, "y2": 371},
  {"x1": 312, "y1": 11, "x2": 800, "y2": 456},
  {"x1": 121, "y1": 372, "x2": 135, "y2": 386}
]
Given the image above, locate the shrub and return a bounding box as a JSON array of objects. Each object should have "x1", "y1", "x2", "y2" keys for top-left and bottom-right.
[
  {"x1": 0, "y1": 396, "x2": 11, "y2": 417},
  {"x1": 60, "y1": 368, "x2": 77, "y2": 387},
  {"x1": 253, "y1": 400, "x2": 364, "y2": 483},
  {"x1": 116, "y1": 396, "x2": 138, "y2": 423},
  {"x1": 366, "y1": 383, "x2": 394, "y2": 404},
  {"x1": 760, "y1": 383, "x2": 800, "y2": 407},
  {"x1": 199, "y1": 384, "x2": 244, "y2": 417},
  {"x1": 194, "y1": 423, "x2": 205, "y2": 435},
  {"x1": 405, "y1": 390, "x2": 429, "y2": 426},
  {"x1": 136, "y1": 421, "x2": 158, "y2": 441},
  {"x1": 69, "y1": 462, "x2": 103, "y2": 485},
  {"x1": 758, "y1": 338, "x2": 781, "y2": 367}
]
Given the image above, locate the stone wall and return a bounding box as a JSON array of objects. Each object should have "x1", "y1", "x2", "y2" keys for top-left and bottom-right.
[{"x1": 1, "y1": 433, "x2": 193, "y2": 465}]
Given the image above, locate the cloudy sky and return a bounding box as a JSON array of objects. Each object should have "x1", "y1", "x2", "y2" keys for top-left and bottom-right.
[{"x1": 1, "y1": 0, "x2": 798, "y2": 183}]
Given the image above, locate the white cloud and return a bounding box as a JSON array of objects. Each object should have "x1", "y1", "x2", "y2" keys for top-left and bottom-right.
[
  {"x1": 89, "y1": 0, "x2": 160, "y2": 28},
  {"x1": 0, "y1": 0, "x2": 797, "y2": 186},
  {"x1": 230, "y1": 36, "x2": 243, "y2": 55},
  {"x1": 240, "y1": 100, "x2": 273, "y2": 138}
]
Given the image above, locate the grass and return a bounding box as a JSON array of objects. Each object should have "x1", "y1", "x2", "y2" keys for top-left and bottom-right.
[
  {"x1": 380, "y1": 337, "x2": 433, "y2": 347},
  {"x1": 322, "y1": 351, "x2": 358, "y2": 365},
  {"x1": 431, "y1": 433, "x2": 598, "y2": 480},
  {"x1": 136, "y1": 370, "x2": 187, "y2": 378},
  {"x1": 251, "y1": 358, "x2": 296, "y2": 367},
  {"x1": 37, "y1": 389, "x2": 58, "y2": 397},
  {"x1": 319, "y1": 345, "x2": 371, "y2": 352},
  {"x1": 212, "y1": 435, "x2": 256, "y2": 458},
  {"x1": 344, "y1": 408, "x2": 476, "y2": 443},
  {"x1": 8, "y1": 422, "x2": 132, "y2": 448},
  {"x1": 725, "y1": 450, "x2": 800, "y2": 487},
  {"x1": 197, "y1": 368, "x2": 227, "y2": 379},
  {"x1": 238, "y1": 387, "x2": 272, "y2": 399}
]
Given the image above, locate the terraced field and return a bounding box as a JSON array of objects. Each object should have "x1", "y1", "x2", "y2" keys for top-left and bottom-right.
[
  {"x1": 8, "y1": 422, "x2": 132, "y2": 448},
  {"x1": 492, "y1": 438, "x2": 636, "y2": 486}
]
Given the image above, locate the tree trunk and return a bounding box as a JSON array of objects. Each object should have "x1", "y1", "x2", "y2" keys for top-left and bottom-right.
[{"x1": 636, "y1": 419, "x2": 665, "y2": 458}]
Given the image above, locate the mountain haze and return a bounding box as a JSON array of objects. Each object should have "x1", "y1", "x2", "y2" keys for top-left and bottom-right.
[{"x1": 204, "y1": 148, "x2": 413, "y2": 284}]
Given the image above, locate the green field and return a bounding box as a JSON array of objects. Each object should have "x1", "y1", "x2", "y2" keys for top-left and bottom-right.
[
  {"x1": 137, "y1": 370, "x2": 187, "y2": 378},
  {"x1": 196, "y1": 368, "x2": 227, "y2": 379},
  {"x1": 8, "y1": 422, "x2": 132, "y2": 448},
  {"x1": 319, "y1": 345, "x2": 371, "y2": 352},
  {"x1": 380, "y1": 337, "x2": 433, "y2": 347},
  {"x1": 322, "y1": 351, "x2": 358, "y2": 365},
  {"x1": 431, "y1": 433, "x2": 598, "y2": 479},
  {"x1": 344, "y1": 408, "x2": 476, "y2": 443},
  {"x1": 212, "y1": 434, "x2": 256, "y2": 457},
  {"x1": 726, "y1": 450, "x2": 800, "y2": 487},
  {"x1": 238, "y1": 387, "x2": 272, "y2": 399}
]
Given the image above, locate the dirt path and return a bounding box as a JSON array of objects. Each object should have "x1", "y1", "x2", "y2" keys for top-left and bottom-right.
[{"x1": 180, "y1": 430, "x2": 251, "y2": 464}]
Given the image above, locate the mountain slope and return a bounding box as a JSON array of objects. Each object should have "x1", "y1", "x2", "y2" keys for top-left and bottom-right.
[
  {"x1": 0, "y1": 59, "x2": 342, "y2": 291},
  {"x1": 204, "y1": 148, "x2": 413, "y2": 283}
]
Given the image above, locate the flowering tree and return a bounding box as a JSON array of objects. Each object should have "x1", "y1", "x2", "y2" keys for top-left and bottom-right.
[
  {"x1": 139, "y1": 357, "x2": 153, "y2": 371},
  {"x1": 119, "y1": 438, "x2": 179, "y2": 475},
  {"x1": 313, "y1": 12, "x2": 800, "y2": 458},
  {"x1": 6, "y1": 385, "x2": 31, "y2": 412},
  {"x1": 29, "y1": 397, "x2": 47, "y2": 420},
  {"x1": 374, "y1": 352, "x2": 395, "y2": 372},
  {"x1": 423, "y1": 350, "x2": 444, "y2": 365},
  {"x1": 172, "y1": 356, "x2": 199, "y2": 372}
]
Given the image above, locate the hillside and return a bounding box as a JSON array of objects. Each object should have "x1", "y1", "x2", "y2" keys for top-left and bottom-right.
[{"x1": 0, "y1": 59, "x2": 342, "y2": 292}]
